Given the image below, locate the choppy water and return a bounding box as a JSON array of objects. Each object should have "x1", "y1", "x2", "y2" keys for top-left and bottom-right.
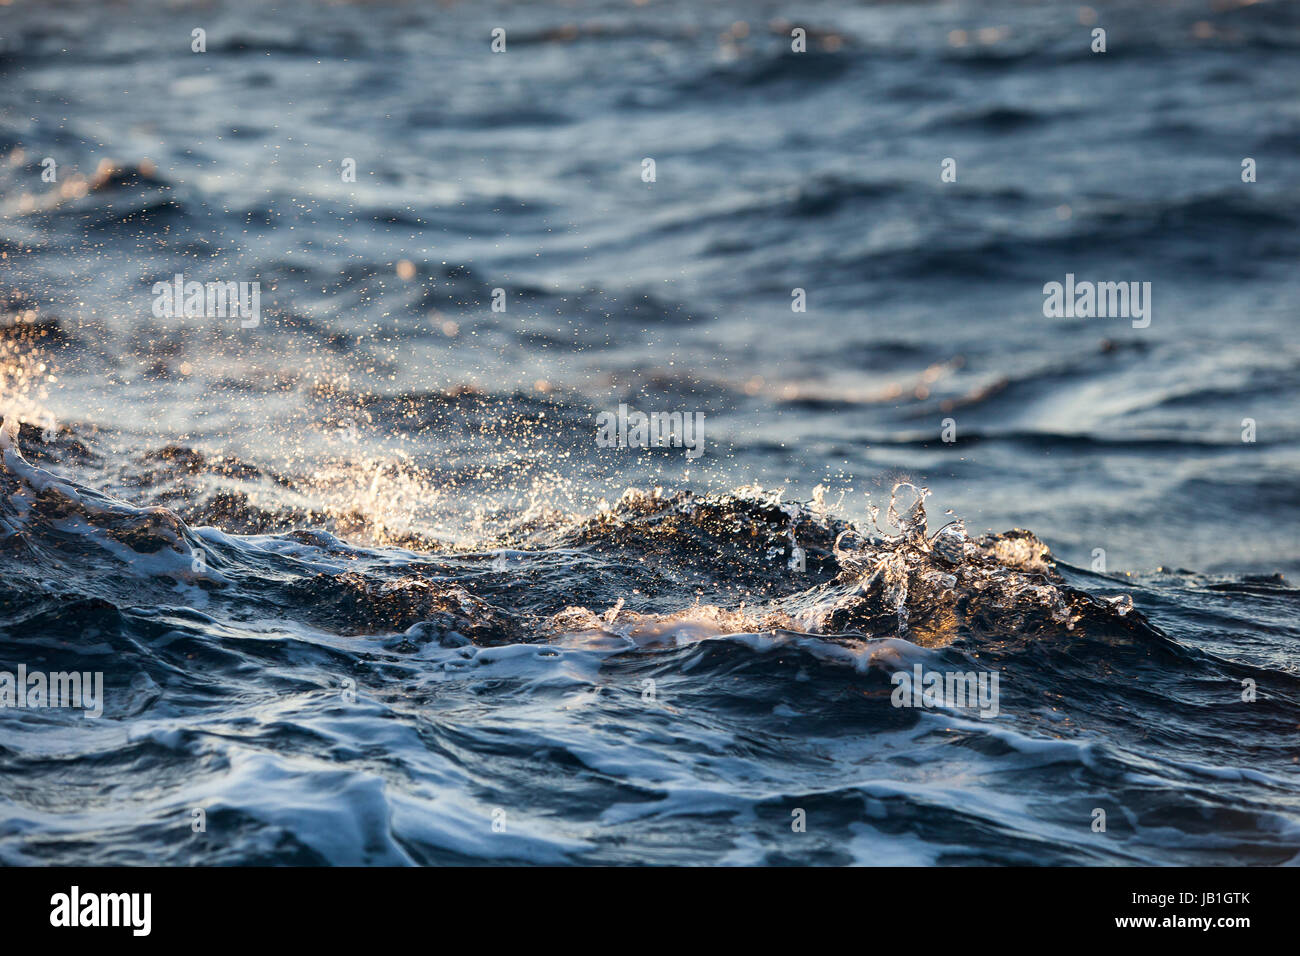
[{"x1": 1, "y1": 0, "x2": 1298, "y2": 865}]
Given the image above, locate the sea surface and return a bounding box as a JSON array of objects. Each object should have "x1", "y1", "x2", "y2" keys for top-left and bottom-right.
[{"x1": 1, "y1": 0, "x2": 1298, "y2": 865}]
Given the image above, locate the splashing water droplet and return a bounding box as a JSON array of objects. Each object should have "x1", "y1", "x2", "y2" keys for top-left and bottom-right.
[
  {"x1": 1106, "y1": 594, "x2": 1134, "y2": 616},
  {"x1": 832, "y1": 527, "x2": 869, "y2": 568},
  {"x1": 930, "y1": 520, "x2": 968, "y2": 565}
]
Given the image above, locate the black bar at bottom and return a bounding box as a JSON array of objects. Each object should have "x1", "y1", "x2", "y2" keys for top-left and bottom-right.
[{"x1": 0, "y1": 866, "x2": 1282, "y2": 942}]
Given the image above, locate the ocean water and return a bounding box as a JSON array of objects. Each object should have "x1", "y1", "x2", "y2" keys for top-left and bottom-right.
[{"x1": 1, "y1": 0, "x2": 1298, "y2": 865}]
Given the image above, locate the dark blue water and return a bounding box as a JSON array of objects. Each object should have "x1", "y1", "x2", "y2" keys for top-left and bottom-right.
[{"x1": 1, "y1": 0, "x2": 1298, "y2": 864}]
